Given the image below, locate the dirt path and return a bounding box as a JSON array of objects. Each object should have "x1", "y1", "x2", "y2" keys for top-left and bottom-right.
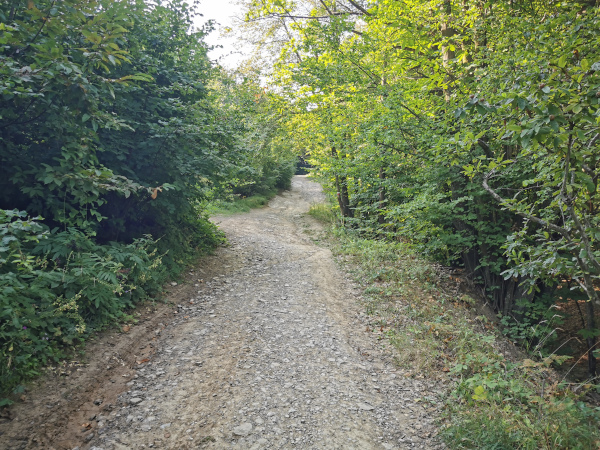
[{"x1": 0, "y1": 176, "x2": 443, "y2": 450}]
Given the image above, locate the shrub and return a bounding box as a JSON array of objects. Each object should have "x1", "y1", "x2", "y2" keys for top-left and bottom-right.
[
  {"x1": 323, "y1": 225, "x2": 600, "y2": 449},
  {"x1": 0, "y1": 210, "x2": 167, "y2": 402}
]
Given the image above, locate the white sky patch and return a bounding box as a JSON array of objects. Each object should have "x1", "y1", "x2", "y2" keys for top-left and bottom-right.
[{"x1": 196, "y1": 0, "x2": 246, "y2": 70}]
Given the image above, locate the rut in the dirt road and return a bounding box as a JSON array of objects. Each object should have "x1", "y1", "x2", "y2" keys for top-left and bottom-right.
[{"x1": 1, "y1": 176, "x2": 444, "y2": 450}]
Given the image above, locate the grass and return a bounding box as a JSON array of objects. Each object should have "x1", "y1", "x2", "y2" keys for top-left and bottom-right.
[
  {"x1": 307, "y1": 202, "x2": 600, "y2": 449},
  {"x1": 207, "y1": 189, "x2": 278, "y2": 215},
  {"x1": 308, "y1": 202, "x2": 337, "y2": 224}
]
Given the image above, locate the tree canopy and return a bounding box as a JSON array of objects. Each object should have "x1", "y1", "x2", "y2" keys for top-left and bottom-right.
[{"x1": 237, "y1": 0, "x2": 600, "y2": 377}]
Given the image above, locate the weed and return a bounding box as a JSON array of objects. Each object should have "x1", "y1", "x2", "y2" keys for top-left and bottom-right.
[
  {"x1": 207, "y1": 189, "x2": 278, "y2": 215},
  {"x1": 0, "y1": 212, "x2": 170, "y2": 402},
  {"x1": 308, "y1": 203, "x2": 337, "y2": 224},
  {"x1": 499, "y1": 298, "x2": 563, "y2": 355},
  {"x1": 317, "y1": 225, "x2": 600, "y2": 449}
]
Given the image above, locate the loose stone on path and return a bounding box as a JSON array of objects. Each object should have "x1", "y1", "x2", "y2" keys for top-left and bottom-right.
[{"x1": 80, "y1": 176, "x2": 445, "y2": 450}]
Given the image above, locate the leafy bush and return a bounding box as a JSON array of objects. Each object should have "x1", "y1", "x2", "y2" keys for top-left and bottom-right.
[
  {"x1": 208, "y1": 189, "x2": 279, "y2": 215},
  {"x1": 445, "y1": 353, "x2": 600, "y2": 449},
  {"x1": 323, "y1": 225, "x2": 600, "y2": 449},
  {"x1": 0, "y1": 210, "x2": 166, "y2": 401},
  {"x1": 242, "y1": 0, "x2": 600, "y2": 373},
  {"x1": 499, "y1": 297, "x2": 564, "y2": 354},
  {"x1": 273, "y1": 160, "x2": 296, "y2": 190},
  {"x1": 0, "y1": 0, "x2": 295, "y2": 404}
]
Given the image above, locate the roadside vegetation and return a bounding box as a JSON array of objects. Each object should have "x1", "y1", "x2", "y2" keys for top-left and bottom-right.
[
  {"x1": 207, "y1": 161, "x2": 296, "y2": 215},
  {"x1": 0, "y1": 0, "x2": 296, "y2": 402},
  {"x1": 240, "y1": 0, "x2": 600, "y2": 381},
  {"x1": 240, "y1": 0, "x2": 600, "y2": 444},
  {"x1": 207, "y1": 190, "x2": 278, "y2": 215},
  {"x1": 310, "y1": 201, "x2": 600, "y2": 448},
  {"x1": 4, "y1": 0, "x2": 600, "y2": 444}
]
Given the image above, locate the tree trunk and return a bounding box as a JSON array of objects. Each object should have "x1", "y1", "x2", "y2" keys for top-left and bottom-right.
[
  {"x1": 585, "y1": 300, "x2": 597, "y2": 376},
  {"x1": 332, "y1": 146, "x2": 353, "y2": 218}
]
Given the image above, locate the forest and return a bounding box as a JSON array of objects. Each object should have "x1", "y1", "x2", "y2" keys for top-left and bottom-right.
[{"x1": 1, "y1": 0, "x2": 600, "y2": 446}]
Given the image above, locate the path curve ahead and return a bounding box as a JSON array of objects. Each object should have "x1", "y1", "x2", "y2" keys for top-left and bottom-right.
[{"x1": 1, "y1": 176, "x2": 442, "y2": 450}]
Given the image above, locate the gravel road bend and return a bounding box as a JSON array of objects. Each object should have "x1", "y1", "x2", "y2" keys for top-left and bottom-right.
[{"x1": 0, "y1": 176, "x2": 443, "y2": 450}]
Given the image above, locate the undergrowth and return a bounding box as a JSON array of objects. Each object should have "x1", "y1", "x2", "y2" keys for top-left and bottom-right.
[
  {"x1": 0, "y1": 210, "x2": 222, "y2": 404},
  {"x1": 207, "y1": 188, "x2": 279, "y2": 215},
  {"x1": 308, "y1": 203, "x2": 600, "y2": 449},
  {"x1": 307, "y1": 203, "x2": 337, "y2": 224}
]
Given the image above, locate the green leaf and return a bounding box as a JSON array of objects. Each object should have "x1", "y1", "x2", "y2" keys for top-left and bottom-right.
[
  {"x1": 558, "y1": 54, "x2": 568, "y2": 68},
  {"x1": 581, "y1": 59, "x2": 590, "y2": 71},
  {"x1": 577, "y1": 172, "x2": 596, "y2": 193},
  {"x1": 472, "y1": 385, "x2": 488, "y2": 401},
  {"x1": 117, "y1": 74, "x2": 154, "y2": 83}
]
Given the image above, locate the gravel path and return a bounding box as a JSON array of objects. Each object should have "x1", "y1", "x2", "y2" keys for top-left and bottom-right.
[{"x1": 1, "y1": 176, "x2": 444, "y2": 450}]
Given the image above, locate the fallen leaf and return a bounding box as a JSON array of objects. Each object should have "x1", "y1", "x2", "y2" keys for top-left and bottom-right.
[
  {"x1": 82, "y1": 423, "x2": 92, "y2": 429},
  {"x1": 122, "y1": 325, "x2": 130, "y2": 333},
  {"x1": 137, "y1": 358, "x2": 150, "y2": 365}
]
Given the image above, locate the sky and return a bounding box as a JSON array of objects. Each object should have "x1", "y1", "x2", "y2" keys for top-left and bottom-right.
[{"x1": 196, "y1": 0, "x2": 246, "y2": 70}]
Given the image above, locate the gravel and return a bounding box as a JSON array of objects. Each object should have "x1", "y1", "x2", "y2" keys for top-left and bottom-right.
[{"x1": 77, "y1": 176, "x2": 446, "y2": 449}]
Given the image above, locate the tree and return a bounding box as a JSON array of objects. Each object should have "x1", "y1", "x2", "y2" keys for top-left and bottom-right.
[{"x1": 241, "y1": 0, "x2": 600, "y2": 375}]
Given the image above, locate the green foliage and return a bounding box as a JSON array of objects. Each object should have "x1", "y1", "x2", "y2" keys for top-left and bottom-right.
[
  {"x1": 455, "y1": 6, "x2": 600, "y2": 306},
  {"x1": 0, "y1": 0, "x2": 228, "y2": 261},
  {"x1": 308, "y1": 203, "x2": 337, "y2": 224},
  {"x1": 498, "y1": 298, "x2": 563, "y2": 354},
  {"x1": 0, "y1": 0, "x2": 297, "y2": 401},
  {"x1": 445, "y1": 352, "x2": 600, "y2": 449},
  {"x1": 0, "y1": 210, "x2": 166, "y2": 399},
  {"x1": 324, "y1": 226, "x2": 600, "y2": 449},
  {"x1": 442, "y1": 396, "x2": 600, "y2": 450},
  {"x1": 0, "y1": 0, "x2": 151, "y2": 229},
  {"x1": 273, "y1": 160, "x2": 296, "y2": 190},
  {"x1": 242, "y1": 0, "x2": 600, "y2": 375},
  {"x1": 209, "y1": 74, "x2": 298, "y2": 199},
  {"x1": 208, "y1": 189, "x2": 278, "y2": 215}
]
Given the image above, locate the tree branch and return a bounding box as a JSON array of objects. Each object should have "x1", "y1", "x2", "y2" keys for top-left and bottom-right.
[
  {"x1": 11, "y1": 1, "x2": 56, "y2": 57},
  {"x1": 482, "y1": 169, "x2": 572, "y2": 240},
  {"x1": 477, "y1": 138, "x2": 493, "y2": 158},
  {"x1": 251, "y1": 12, "x2": 362, "y2": 21},
  {"x1": 345, "y1": 0, "x2": 371, "y2": 16}
]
